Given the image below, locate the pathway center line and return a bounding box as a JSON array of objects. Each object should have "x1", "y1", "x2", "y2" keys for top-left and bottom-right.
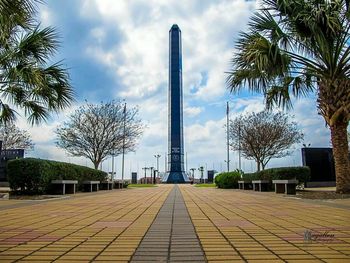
[{"x1": 130, "y1": 185, "x2": 206, "y2": 262}]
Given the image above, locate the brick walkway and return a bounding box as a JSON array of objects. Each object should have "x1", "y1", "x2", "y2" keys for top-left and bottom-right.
[
  {"x1": 130, "y1": 185, "x2": 205, "y2": 262},
  {"x1": 0, "y1": 186, "x2": 172, "y2": 262},
  {"x1": 180, "y1": 185, "x2": 350, "y2": 263},
  {"x1": 0, "y1": 185, "x2": 350, "y2": 262}
]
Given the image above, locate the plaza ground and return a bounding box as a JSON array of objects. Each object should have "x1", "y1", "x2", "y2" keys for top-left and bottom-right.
[{"x1": 0, "y1": 185, "x2": 349, "y2": 262}]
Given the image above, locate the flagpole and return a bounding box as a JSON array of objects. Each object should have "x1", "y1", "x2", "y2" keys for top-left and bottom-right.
[
  {"x1": 226, "y1": 101, "x2": 230, "y2": 172},
  {"x1": 121, "y1": 102, "x2": 126, "y2": 188}
]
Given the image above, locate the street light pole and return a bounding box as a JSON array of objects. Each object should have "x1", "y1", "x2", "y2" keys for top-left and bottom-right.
[
  {"x1": 198, "y1": 166, "x2": 204, "y2": 183},
  {"x1": 154, "y1": 154, "x2": 161, "y2": 184},
  {"x1": 149, "y1": 167, "x2": 154, "y2": 184},
  {"x1": 142, "y1": 167, "x2": 148, "y2": 184}
]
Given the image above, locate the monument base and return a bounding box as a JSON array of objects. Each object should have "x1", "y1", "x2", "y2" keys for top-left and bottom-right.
[{"x1": 162, "y1": 171, "x2": 190, "y2": 184}]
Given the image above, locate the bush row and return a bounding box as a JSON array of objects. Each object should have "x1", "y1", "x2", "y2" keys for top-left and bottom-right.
[
  {"x1": 215, "y1": 166, "x2": 310, "y2": 189},
  {"x1": 7, "y1": 158, "x2": 108, "y2": 194},
  {"x1": 242, "y1": 167, "x2": 311, "y2": 183},
  {"x1": 214, "y1": 170, "x2": 242, "y2": 189}
]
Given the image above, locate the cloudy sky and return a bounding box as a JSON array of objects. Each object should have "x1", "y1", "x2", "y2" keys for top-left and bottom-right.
[{"x1": 16, "y1": 0, "x2": 331, "y2": 179}]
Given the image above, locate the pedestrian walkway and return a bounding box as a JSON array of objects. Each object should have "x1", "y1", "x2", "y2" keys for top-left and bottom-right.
[
  {"x1": 0, "y1": 186, "x2": 172, "y2": 262},
  {"x1": 180, "y1": 185, "x2": 350, "y2": 263},
  {"x1": 130, "y1": 185, "x2": 205, "y2": 262},
  {"x1": 0, "y1": 184, "x2": 350, "y2": 262}
]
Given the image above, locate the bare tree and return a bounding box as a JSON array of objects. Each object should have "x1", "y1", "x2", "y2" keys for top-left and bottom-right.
[
  {"x1": 229, "y1": 111, "x2": 303, "y2": 171},
  {"x1": 0, "y1": 123, "x2": 34, "y2": 150},
  {"x1": 55, "y1": 101, "x2": 144, "y2": 169}
]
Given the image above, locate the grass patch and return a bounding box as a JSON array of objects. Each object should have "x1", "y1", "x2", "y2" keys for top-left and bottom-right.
[
  {"x1": 195, "y1": 184, "x2": 216, "y2": 188},
  {"x1": 128, "y1": 184, "x2": 158, "y2": 188}
]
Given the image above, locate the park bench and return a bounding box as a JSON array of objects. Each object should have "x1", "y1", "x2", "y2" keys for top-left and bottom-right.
[
  {"x1": 252, "y1": 180, "x2": 270, "y2": 192},
  {"x1": 100, "y1": 181, "x2": 113, "y2": 190},
  {"x1": 51, "y1": 180, "x2": 78, "y2": 195},
  {"x1": 272, "y1": 179, "x2": 299, "y2": 195},
  {"x1": 114, "y1": 181, "x2": 124, "y2": 189},
  {"x1": 238, "y1": 180, "x2": 252, "y2": 190},
  {"x1": 82, "y1": 181, "x2": 100, "y2": 192}
]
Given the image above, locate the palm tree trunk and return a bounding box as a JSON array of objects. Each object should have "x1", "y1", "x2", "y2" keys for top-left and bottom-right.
[{"x1": 330, "y1": 122, "x2": 350, "y2": 193}]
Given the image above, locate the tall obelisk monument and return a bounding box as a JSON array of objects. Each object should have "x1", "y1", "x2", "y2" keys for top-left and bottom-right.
[{"x1": 163, "y1": 24, "x2": 189, "y2": 183}]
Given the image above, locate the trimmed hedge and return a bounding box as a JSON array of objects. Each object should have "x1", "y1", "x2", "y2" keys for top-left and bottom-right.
[
  {"x1": 241, "y1": 166, "x2": 310, "y2": 183},
  {"x1": 215, "y1": 170, "x2": 242, "y2": 189},
  {"x1": 257, "y1": 166, "x2": 310, "y2": 182},
  {"x1": 7, "y1": 158, "x2": 108, "y2": 194},
  {"x1": 241, "y1": 172, "x2": 258, "y2": 181}
]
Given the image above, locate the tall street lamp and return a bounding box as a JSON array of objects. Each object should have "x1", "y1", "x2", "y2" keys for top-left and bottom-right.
[
  {"x1": 154, "y1": 154, "x2": 161, "y2": 176},
  {"x1": 198, "y1": 166, "x2": 204, "y2": 183},
  {"x1": 149, "y1": 167, "x2": 154, "y2": 184},
  {"x1": 142, "y1": 167, "x2": 148, "y2": 184}
]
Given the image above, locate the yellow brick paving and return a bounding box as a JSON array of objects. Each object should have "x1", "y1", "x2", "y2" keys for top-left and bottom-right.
[
  {"x1": 180, "y1": 185, "x2": 350, "y2": 263},
  {"x1": 0, "y1": 185, "x2": 172, "y2": 263}
]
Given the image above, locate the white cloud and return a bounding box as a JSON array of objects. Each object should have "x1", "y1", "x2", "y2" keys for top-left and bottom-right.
[{"x1": 184, "y1": 106, "x2": 203, "y2": 117}]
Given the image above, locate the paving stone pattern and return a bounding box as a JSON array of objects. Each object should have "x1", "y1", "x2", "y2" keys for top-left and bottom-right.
[
  {"x1": 130, "y1": 185, "x2": 206, "y2": 262},
  {"x1": 1, "y1": 184, "x2": 350, "y2": 263},
  {"x1": 180, "y1": 185, "x2": 350, "y2": 263},
  {"x1": 0, "y1": 186, "x2": 172, "y2": 262}
]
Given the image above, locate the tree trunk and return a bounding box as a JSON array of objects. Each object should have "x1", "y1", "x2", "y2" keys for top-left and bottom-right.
[
  {"x1": 256, "y1": 160, "x2": 261, "y2": 172},
  {"x1": 93, "y1": 161, "x2": 100, "y2": 170},
  {"x1": 330, "y1": 122, "x2": 350, "y2": 193}
]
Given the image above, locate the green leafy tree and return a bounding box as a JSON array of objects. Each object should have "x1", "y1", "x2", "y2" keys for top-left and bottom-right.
[
  {"x1": 227, "y1": 0, "x2": 350, "y2": 193},
  {"x1": 0, "y1": 0, "x2": 74, "y2": 125}
]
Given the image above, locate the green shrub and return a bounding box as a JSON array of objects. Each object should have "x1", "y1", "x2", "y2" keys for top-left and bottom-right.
[
  {"x1": 246, "y1": 166, "x2": 310, "y2": 182},
  {"x1": 262, "y1": 166, "x2": 310, "y2": 182},
  {"x1": 241, "y1": 172, "x2": 258, "y2": 181},
  {"x1": 7, "y1": 158, "x2": 107, "y2": 194},
  {"x1": 215, "y1": 170, "x2": 242, "y2": 189},
  {"x1": 123, "y1": 181, "x2": 129, "y2": 188}
]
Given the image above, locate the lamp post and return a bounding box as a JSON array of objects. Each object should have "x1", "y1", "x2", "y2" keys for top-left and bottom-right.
[
  {"x1": 198, "y1": 166, "x2": 204, "y2": 183},
  {"x1": 154, "y1": 154, "x2": 161, "y2": 178},
  {"x1": 190, "y1": 168, "x2": 196, "y2": 183},
  {"x1": 153, "y1": 169, "x2": 158, "y2": 184},
  {"x1": 149, "y1": 167, "x2": 154, "y2": 184},
  {"x1": 142, "y1": 167, "x2": 148, "y2": 184}
]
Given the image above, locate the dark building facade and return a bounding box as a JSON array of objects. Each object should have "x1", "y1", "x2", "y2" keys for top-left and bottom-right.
[{"x1": 162, "y1": 25, "x2": 189, "y2": 183}]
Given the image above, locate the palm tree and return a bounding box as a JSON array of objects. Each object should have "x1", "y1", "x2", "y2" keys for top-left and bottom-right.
[
  {"x1": 0, "y1": 0, "x2": 74, "y2": 125},
  {"x1": 227, "y1": 0, "x2": 350, "y2": 193}
]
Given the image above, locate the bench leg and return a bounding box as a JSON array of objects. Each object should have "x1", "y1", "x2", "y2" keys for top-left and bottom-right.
[
  {"x1": 73, "y1": 184, "x2": 76, "y2": 194},
  {"x1": 286, "y1": 184, "x2": 296, "y2": 195},
  {"x1": 275, "y1": 184, "x2": 285, "y2": 194},
  {"x1": 63, "y1": 184, "x2": 66, "y2": 195}
]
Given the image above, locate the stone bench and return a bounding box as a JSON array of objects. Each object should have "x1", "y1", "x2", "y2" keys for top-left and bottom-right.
[
  {"x1": 252, "y1": 180, "x2": 270, "y2": 192},
  {"x1": 82, "y1": 181, "x2": 100, "y2": 192},
  {"x1": 51, "y1": 180, "x2": 78, "y2": 195},
  {"x1": 100, "y1": 181, "x2": 113, "y2": 190},
  {"x1": 114, "y1": 181, "x2": 124, "y2": 189},
  {"x1": 238, "y1": 180, "x2": 252, "y2": 190},
  {"x1": 272, "y1": 179, "x2": 299, "y2": 195}
]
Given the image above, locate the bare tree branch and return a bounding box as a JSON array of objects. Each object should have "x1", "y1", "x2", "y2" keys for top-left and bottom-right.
[
  {"x1": 229, "y1": 111, "x2": 303, "y2": 171},
  {"x1": 55, "y1": 100, "x2": 144, "y2": 169},
  {"x1": 0, "y1": 123, "x2": 34, "y2": 150}
]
